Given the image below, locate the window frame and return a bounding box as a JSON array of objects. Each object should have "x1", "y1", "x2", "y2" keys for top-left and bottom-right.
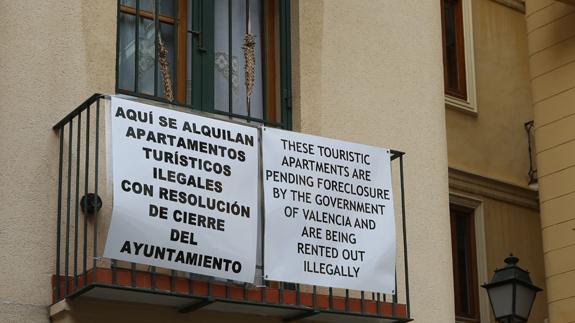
[
  {"x1": 449, "y1": 193, "x2": 491, "y2": 323},
  {"x1": 441, "y1": 0, "x2": 467, "y2": 100},
  {"x1": 441, "y1": 0, "x2": 477, "y2": 114},
  {"x1": 450, "y1": 205, "x2": 481, "y2": 322},
  {"x1": 114, "y1": 0, "x2": 292, "y2": 129}
]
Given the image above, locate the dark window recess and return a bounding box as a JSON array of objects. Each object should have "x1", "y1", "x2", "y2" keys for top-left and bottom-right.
[
  {"x1": 450, "y1": 206, "x2": 480, "y2": 323},
  {"x1": 441, "y1": 0, "x2": 467, "y2": 100},
  {"x1": 116, "y1": 0, "x2": 292, "y2": 129}
]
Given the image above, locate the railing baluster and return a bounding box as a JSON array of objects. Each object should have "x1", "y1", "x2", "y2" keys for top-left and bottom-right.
[
  {"x1": 260, "y1": 0, "x2": 267, "y2": 123},
  {"x1": 245, "y1": 0, "x2": 251, "y2": 118},
  {"x1": 152, "y1": 266, "x2": 157, "y2": 290},
  {"x1": 295, "y1": 283, "x2": 300, "y2": 306},
  {"x1": 171, "y1": 270, "x2": 176, "y2": 292},
  {"x1": 208, "y1": 277, "x2": 213, "y2": 299},
  {"x1": 279, "y1": 0, "x2": 291, "y2": 130},
  {"x1": 226, "y1": 279, "x2": 230, "y2": 299},
  {"x1": 115, "y1": 0, "x2": 121, "y2": 93},
  {"x1": 131, "y1": 263, "x2": 137, "y2": 287},
  {"x1": 73, "y1": 112, "x2": 82, "y2": 290},
  {"x1": 92, "y1": 99, "x2": 100, "y2": 283},
  {"x1": 376, "y1": 292, "x2": 381, "y2": 314},
  {"x1": 392, "y1": 273, "x2": 397, "y2": 317},
  {"x1": 135, "y1": 0, "x2": 141, "y2": 94},
  {"x1": 154, "y1": 0, "x2": 159, "y2": 97},
  {"x1": 170, "y1": 270, "x2": 176, "y2": 293},
  {"x1": 278, "y1": 282, "x2": 283, "y2": 304},
  {"x1": 262, "y1": 280, "x2": 266, "y2": 303},
  {"x1": 65, "y1": 121, "x2": 73, "y2": 296},
  {"x1": 400, "y1": 154, "x2": 411, "y2": 317},
  {"x1": 55, "y1": 127, "x2": 64, "y2": 301},
  {"x1": 312, "y1": 285, "x2": 317, "y2": 309},
  {"x1": 328, "y1": 287, "x2": 333, "y2": 310},
  {"x1": 228, "y1": 0, "x2": 233, "y2": 117},
  {"x1": 112, "y1": 260, "x2": 117, "y2": 285},
  {"x1": 83, "y1": 105, "x2": 90, "y2": 286}
]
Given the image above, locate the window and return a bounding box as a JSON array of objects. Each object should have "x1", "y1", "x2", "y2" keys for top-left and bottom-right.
[
  {"x1": 450, "y1": 205, "x2": 480, "y2": 323},
  {"x1": 441, "y1": 0, "x2": 477, "y2": 112},
  {"x1": 116, "y1": 0, "x2": 292, "y2": 128},
  {"x1": 441, "y1": 0, "x2": 466, "y2": 99}
]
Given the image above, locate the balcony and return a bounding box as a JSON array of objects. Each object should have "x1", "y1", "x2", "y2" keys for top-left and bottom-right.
[{"x1": 51, "y1": 94, "x2": 412, "y2": 322}]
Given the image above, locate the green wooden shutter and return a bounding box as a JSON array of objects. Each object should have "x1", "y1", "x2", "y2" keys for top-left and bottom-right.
[
  {"x1": 279, "y1": 0, "x2": 292, "y2": 130},
  {"x1": 191, "y1": 0, "x2": 214, "y2": 112}
]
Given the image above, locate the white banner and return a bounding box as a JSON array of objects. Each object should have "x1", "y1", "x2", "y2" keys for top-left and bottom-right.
[
  {"x1": 104, "y1": 97, "x2": 259, "y2": 283},
  {"x1": 262, "y1": 127, "x2": 396, "y2": 293}
]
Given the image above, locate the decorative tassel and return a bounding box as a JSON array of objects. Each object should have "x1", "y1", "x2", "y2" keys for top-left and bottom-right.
[
  {"x1": 158, "y1": 34, "x2": 174, "y2": 102},
  {"x1": 242, "y1": 33, "x2": 256, "y2": 99}
]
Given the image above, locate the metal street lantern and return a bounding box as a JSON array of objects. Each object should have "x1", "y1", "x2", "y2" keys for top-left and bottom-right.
[{"x1": 482, "y1": 255, "x2": 542, "y2": 323}]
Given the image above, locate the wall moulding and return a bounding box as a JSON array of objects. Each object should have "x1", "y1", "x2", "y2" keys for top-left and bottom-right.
[
  {"x1": 490, "y1": 0, "x2": 526, "y2": 13},
  {"x1": 448, "y1": 167, "x2": 539, "y2": 210}
]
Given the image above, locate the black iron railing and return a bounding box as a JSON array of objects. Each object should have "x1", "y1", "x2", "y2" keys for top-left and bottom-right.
[
  {"x1": 52, "y1": 94, "x2": 411, "y2": 322},
  {"x1": 53, "y1": 93, "x2": 104, "y2": 300}
]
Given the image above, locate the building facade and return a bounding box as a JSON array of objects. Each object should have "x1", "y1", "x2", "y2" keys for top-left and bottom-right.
[
  {"x1": 525, "y1": 0, "x2": 575, "y2": 321},
  {"x1": 443, "y1": 0, "x2": 547, "y2": 322},
  {"x1": 0, "y1": 1, "x2": 452, "y2": 322},
  {"x1": 1, "y1": 0, "x2": 574, "y2": 322}
]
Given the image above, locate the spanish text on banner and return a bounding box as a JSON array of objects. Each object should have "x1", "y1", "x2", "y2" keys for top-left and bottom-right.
[{"x1": 104, "y1": 97, "x2": 259, "y2": 283}]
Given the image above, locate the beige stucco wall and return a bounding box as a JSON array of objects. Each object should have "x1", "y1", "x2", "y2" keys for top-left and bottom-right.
[
  {"x1": 525, "y1": 0, "x2": 575, "y2": 322},
  {"x1": 445, "y1": 1, "x2": 552, "y2": 322},
  {"x1": 0, "y1": 1, "x2": 116, "y2": 322},
  {"x1": 1, "y1": 0, "x2": 452, "y2": 322},
  {"x1": 293, "y1": 1, "x2": 453, "y2": 322},
  {"x1": 482, "y1": 197, "x2": 548, "y2": 322},
  {"x1": 446, "y1": 0, "x2": 535, "y2": 188},
  {"x1": 449, "y1": 166, "x2": 548, "y2": 322}
]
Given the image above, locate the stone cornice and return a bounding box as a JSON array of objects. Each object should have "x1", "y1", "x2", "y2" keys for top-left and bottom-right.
[
  {"x1": 490, "y1": 0, "x2": 526, "y2": 13},
  {"x1": 448, "y1": 167, "x2": 539, "y2": 210}
]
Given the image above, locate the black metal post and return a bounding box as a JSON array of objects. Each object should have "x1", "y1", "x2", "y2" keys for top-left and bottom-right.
[
  {"x1": 400, "y1": 154, "x2": 411, "y2": 317},
  {"x1": 55, "y1": 127, "x2": 64, "y2": 300},
  {"x1": 131, "y1": 263, "x2": 137, "y2": 287},
  {"x1": 328, "y1": 287, "x2": 333, "y2": 310},
  {"x1": 295, "y1": 283, "x2": 300, "y2": 305},
  {"x1": 228, "y1": 0, "x2": 233, "y2": 117},
  {"x1": 345, "y1": 289, "x2": 349, "y2": 311},
  {"x1": 65, "y1": 121, "x2": 73, "y2": 296},
  {"x1": 154, "y1": 0, "x2": 160, "y2": 97},
  {"x1": 312, "y1": 285, "x2": 317, "y2": 309},
  {"x1": 135, "y1": 0, "x2": 141, "y2": 94},
  {"x1": 83, "y1": 105, "x2": 90, "y2": 286},
  {"x1": 73, "y1": 112, "x2": 82, "y2": 289},
  {"x1": 92, "y1": 99, "x2": 100, "y2": 283}
]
